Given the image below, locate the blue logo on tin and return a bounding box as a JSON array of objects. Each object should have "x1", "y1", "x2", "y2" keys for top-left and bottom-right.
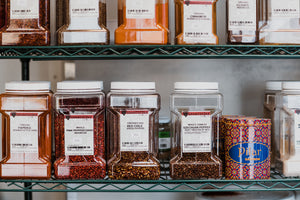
[{"x1": 229, "y1": 142, "x2": 269, "y2": 166}]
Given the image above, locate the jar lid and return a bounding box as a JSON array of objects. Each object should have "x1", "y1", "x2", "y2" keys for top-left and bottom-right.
[
  {"x1": 174, "y1": 82, "x2": 219, "y2": 91},
  {"x1": 282, "y1": 81, "x2": 300, "y2": 91},
  {"x1": 111, "y1": 82, "x2": 156, "y2": 91},
  {"x1": 5, "y1": 81, "x2": 51, "y2": 92},
  {"x1": 265, "y1": 81, "x2": 282, "y2": 91},
  {"x1": 57, "y1": 81, "x2": 103, "y2": 92}
]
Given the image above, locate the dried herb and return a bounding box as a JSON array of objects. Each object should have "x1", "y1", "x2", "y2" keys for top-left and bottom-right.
[
  {"x1": 54, "y1": 97, "x2": 106, "y2": 180},
  {"x1": 0, "y1": 0, "x2": 50, "y2": 46},
  {"x1": 170, "y1": 152, "x2": 222, "y2": 179},
  {"x1": 108, "y1": 152, "x2": 160, "y2": 180}
]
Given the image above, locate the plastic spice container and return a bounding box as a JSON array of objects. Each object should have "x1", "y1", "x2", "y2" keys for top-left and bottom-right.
[
  {"x1": 158, "y1": 118, "x2": 171, "y2": 161},
  {"x1": 56, "y1": 0, "x2": 65, "y2": 31},
  {"x1": 225, "y1": 117, "x2": 271, "y2": 180},
  {"x1": 277, "y1": 82, "x2": 300, "y2": 176},
  {"x1": 0, "y1": 81, "x2": 52, "y2": 179},
  {"x1": 263, "y1": 81, "x2": 282, "y2": 169},
  {"x1": 57, "y1": 0, "x2": 109, "y2": 45},
  {"x1": 115, "y1": 0, "x2": 169, "y2": 45},
  {"x1": 227, "y1": 0, "x2": 259, "y2": 44},
  {"x1": 174, "y1": 0, "x2": 218, "y2": 45},
  {"x1": 0, "y1": 0, "x2": 5, "y2": 29},
  {"x1": 259, "y1": 0, "x2": 300, "y2": 44},
  {"x1": 0, "y1": 0, "x2": 50, "y2": 46},
  {"x1": 53, "y1": 81, "x2": 106, "y2": 180},
  {"x1": 107, "y1": 82, "x2": 161, "y2": 180},
  {"x1": 170, "y1": 82, "x2": 223, "y2": 179}
]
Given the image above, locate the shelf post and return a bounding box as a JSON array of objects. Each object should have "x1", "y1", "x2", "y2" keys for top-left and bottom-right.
[
  {"x1": 20, "y1": 58, "x2": 32, "y2": 200},
  {"x1": 21, "y1": 59, "x2": 30, "y2": 81}
]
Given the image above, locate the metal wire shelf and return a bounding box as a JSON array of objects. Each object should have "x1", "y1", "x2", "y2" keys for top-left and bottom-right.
[
  {"x1": 0, "y1": 45, "x2": 300, "y2": 60},
  {"x1": 0, "y1": 169, "x2": 299, "y2": 192}
]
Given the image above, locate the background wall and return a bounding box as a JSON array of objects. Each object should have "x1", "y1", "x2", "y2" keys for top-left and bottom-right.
[{"x1": 0, "y1": 0, "x2": 299, "y2": 200}]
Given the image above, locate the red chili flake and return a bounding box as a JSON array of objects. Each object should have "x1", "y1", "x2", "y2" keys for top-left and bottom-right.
[{"x1": 54, "y1": 97, "x2": 106, "y2": 180}]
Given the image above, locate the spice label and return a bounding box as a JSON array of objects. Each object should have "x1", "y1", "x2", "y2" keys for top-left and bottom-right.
[
  {"x1": 183, "y1": 3, "x2": 216, "y2": 44},
  {"x1": 64, "y1": 115, "x2": 94, "y2": 156},
  {"x1": 63, "y1": 32, "x2": 107, "y2": 43},
  {"x1": 120, "y1": 110, "x2": 149, "y2": 152},
  {"x1": 126, "y1": 0, "x2": 155, "y2": 19},
  {"x1": 294, "y1": 111, "x2": 300, "y2": 149},
  {"x1": 181, "y1": 111, "x2": 212, "y2": 153},
  {"x1": 10, "y1": 113, "x2": 39, "y2": 153},
  {"x1": 271, "y1": 0, "x2": 299, "y2": 18},
  {"x1": 70, "y1": 0, "x2": 99, "y2": 17},
  {"x1": 159, "y1": 131, "x2": 171, "y2": 151},
  {"x1": 228, "y1": 142, "x2": 270, "y2": 165},
  {"x1": 228, "y1": 0, "x2": 257, "y2": 31},
  {"x1": 11, "y1": 0, "x2": 39, "y2": 19}
]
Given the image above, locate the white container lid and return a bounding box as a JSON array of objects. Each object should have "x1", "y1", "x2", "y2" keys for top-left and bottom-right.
[
  {"x1": 174, "y1": 82, "x2": 219, "y2": 91},
  {"x1": 57, "y1": 81, "x2": 103, "y2": 92},
  {"x1": 282, "y1": 81, "x2": 300, "y2": 91},
  {"x1": 5, "y1": 81, "x2": 51, "y2": 92},
  {"x1": 111, "y1": 82, "x2": 156, "y2": 91},
  {"x1": 265, "y1": 81, "x2": 282, "y2": 91},
  {"x1": 195, "y1": 190, "x2": 295, "y2": 200}
]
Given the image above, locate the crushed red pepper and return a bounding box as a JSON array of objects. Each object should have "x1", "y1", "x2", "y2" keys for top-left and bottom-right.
[{"x1": 54, "y1": 97, "x2": 106, "y2": 180}]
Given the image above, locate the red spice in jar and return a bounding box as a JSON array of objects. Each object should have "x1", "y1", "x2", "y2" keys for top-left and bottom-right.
[
  {"x1": 54, "y1": 81, "x2": 106, "y2": 180},
  {"x1": 0, "y1": 0, "x2": 50, "y2": 46}
]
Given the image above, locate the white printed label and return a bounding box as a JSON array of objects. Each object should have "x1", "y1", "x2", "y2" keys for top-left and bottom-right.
[
  {"x1": 228, "y1": 0, "x2": 256, "y2": 30},
  {"x1": 11, "y1": 0, "x2": 39, "y2": 19},
  {"x1": 181, "y1": 111, "x2": 212, "y2": 153},
  {"x1": 159, "y1": 138, "x2": 171, "y2": 150},
  {"x1": 126, "y1": 0, "x2": 155, "y2": 19},
  {"x1": 183, "y1": 4, "x2": 215, "y2": 44},
  {"x1": 294, "y1": 111, "x2": 300, "y2": 149},
  {"x1": 63, "y1": 32, "x2": 107, "y2": 43},
  {"x1": 120, "y1": 110, "x2": 149, "y2": 151},
  {"x1": 271, "y1": 0, "x2": 300, "y2": 18},
  {"x1": 70, "y1": 0, "x2": 99, "y2": 17},
  {"x1": 64, "y1": 115, "x2": 94, "y2": 156},
  {"x1": 10, "y1": 113, "x2": 39, "y2": 153}
]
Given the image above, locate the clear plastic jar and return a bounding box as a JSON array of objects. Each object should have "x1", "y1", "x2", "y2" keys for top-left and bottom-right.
[
  {"x1": 57, "y1": 0, "x2": 109, "y2": 45},
  {"x1": 0, "y1": 81, "x2": 52, "y2": 179},
  {"x1": 259, "y1": 0, "x2": 300, "y2": 45},
  {"x1": 263, "y1": 81, "x2": 282, "y2": 169},
  {"x1": 170, "y1": 82, "x2": 223, "y2": 179},
  {"x1": 115, "y1": 0, "x2": 169, "y2": 44},
  {"x1": 53, "y1": 81, "x2": 106, "y2": 180},
  {"x1": 0, "y1": 0, "x2": 50, "y2": 46},
  {"x1": 175, "y1": 0, "x2": 218, "y2": 45},
  {"x1": 158, "y1": 118, "x2": 171, "y2": 161},
  {"x1": 227, "y1": 0, "x2": 259, "y2": 44},
  {"x1": 107, "y1": 82, "x2": 161, "y2": 180},
  {"x1": 277, "y1": 82, "x2": 300, "y2": 176}
]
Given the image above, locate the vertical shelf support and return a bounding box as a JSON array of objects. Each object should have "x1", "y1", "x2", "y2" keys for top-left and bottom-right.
[
  {"x1": 21, "y1": 59, "x2": 30, "y2": 81},
  {"x1": 20, "y1": 58, "x2": 32, "y2": 200}
]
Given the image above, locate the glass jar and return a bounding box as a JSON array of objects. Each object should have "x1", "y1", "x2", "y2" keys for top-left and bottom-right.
[
  {"x1": 0, "y1": 81, "x2": 52, "y2": 179},
  {"x1": 259, "y1": 0, "x2": 300, "y2": 45},
  {"x1": 57, "y1": 0, "x2": 109, "y2": 45},
  {"x1": 227, "y1": 0, "x2": 259, "y2": 44},
  {"x1": 263, "y1": 81, "x2": 282, "y2": 169},
  {"x1": 107, "y1": 82, "x2": 161, "y2": 180},
  {"x1": 170, "y1": 82, "x2": 223, "y2": 179},
  {"x1": 158, "y1": 118, "x2": 171, "y2": 161},
  {"x1": 115, "y1": 0, "x2": 169, "y2": 44},
  {"x1": 174, "y1": 0, "x2": 218, "y2": 45},
  {"x1": 277, "y1": 82, "x2": 300, "y2": 176},
  {"x1": 0, "y1": 0, "x2": 50, "y2": 46},
  {"x1": 53, "y1": 81, "x2": 106, "y2": 180}
]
